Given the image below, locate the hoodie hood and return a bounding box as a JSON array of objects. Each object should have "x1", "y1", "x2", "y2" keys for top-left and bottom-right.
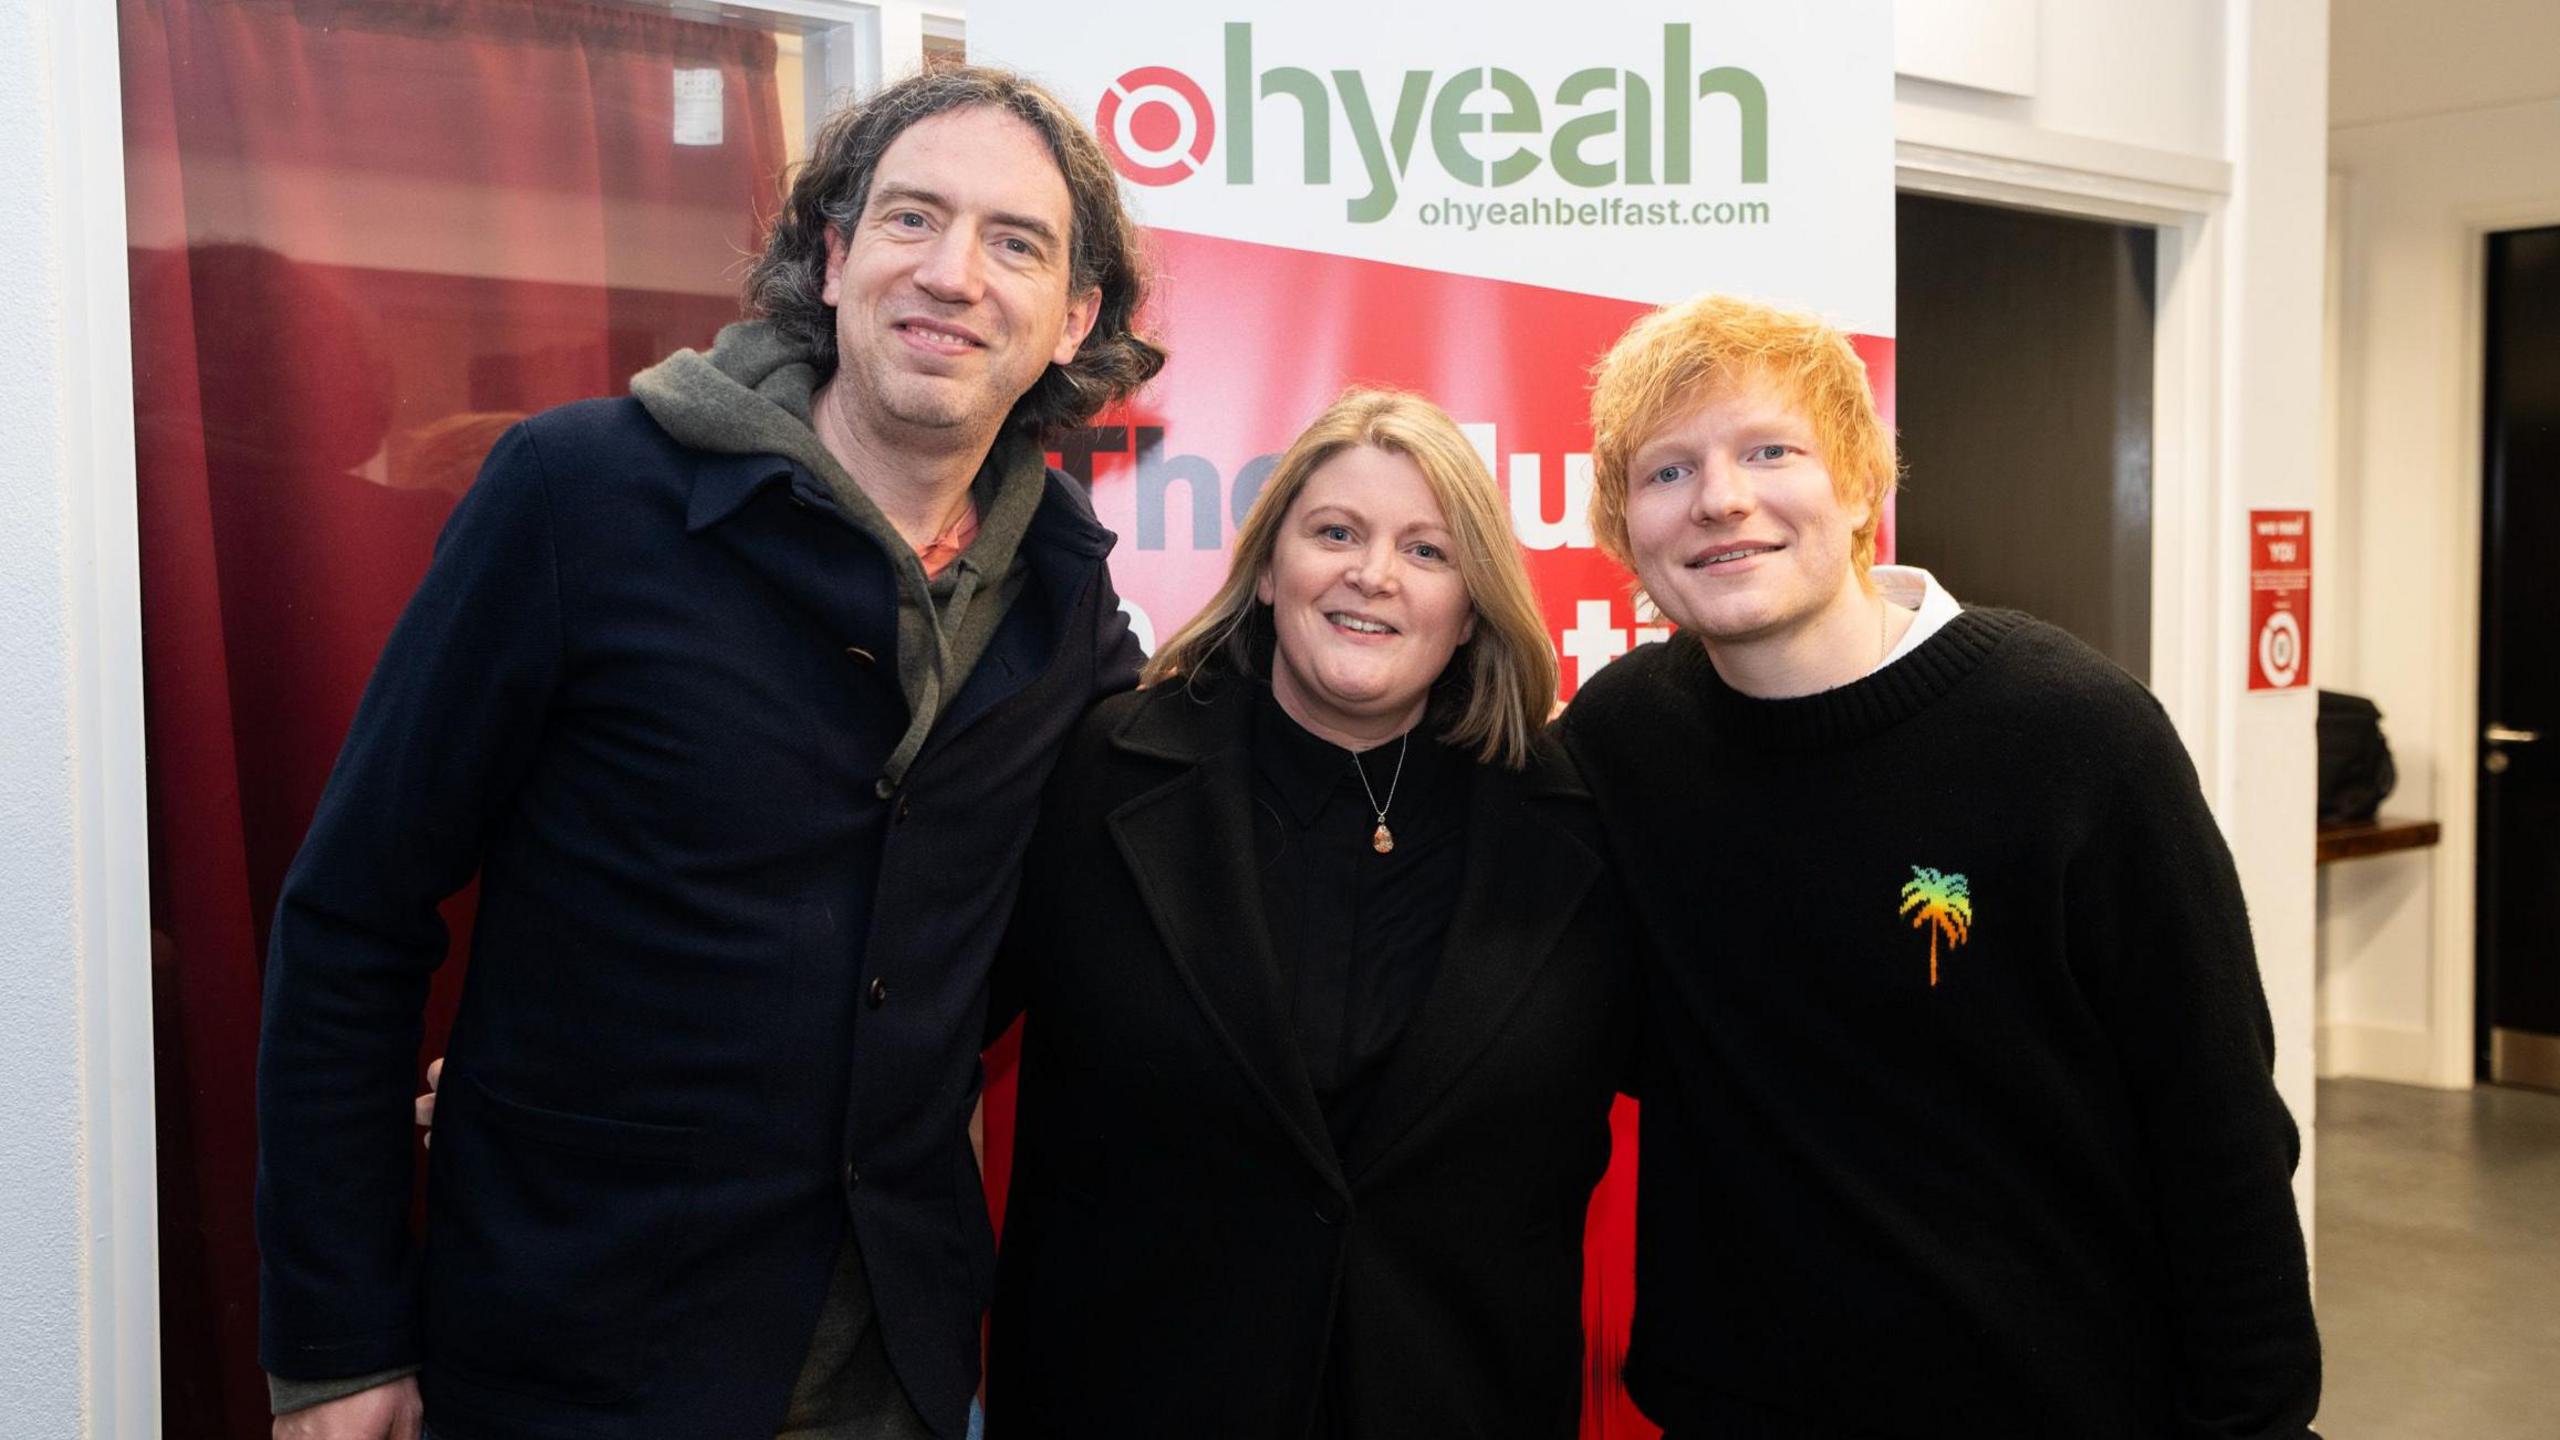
[{"x1": 633, "y1": 319, "x2": 1047, "y2": 788}]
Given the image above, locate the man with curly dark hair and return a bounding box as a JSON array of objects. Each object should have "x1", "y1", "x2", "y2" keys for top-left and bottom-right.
[{"x1": 258, "y1": 67, "x2": 1161, "y2": 1440}]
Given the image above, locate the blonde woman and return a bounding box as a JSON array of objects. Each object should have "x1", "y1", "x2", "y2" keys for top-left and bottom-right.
[{"x1": 987, "y1": 389, "x2": 1633, "y2": 1438}]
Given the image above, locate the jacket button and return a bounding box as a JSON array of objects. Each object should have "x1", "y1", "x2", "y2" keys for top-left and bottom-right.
[
  {"x1": 843, "y1": 1161, "x2": 861, "y2": 1194},
  {"x1": 867, "y1": 977, "x2": 888, "y2": 1009},
  {"x1": 843, "y1": 645, "x2": 875, "y2": 666},
  {"x1": 874, "y1": 776, "x2": 897, "y2": 800},
  {"x1": 895, "y1": 796, "x2": 911, "y2": 823},
  {"x1": 1312, "y1": 1195, "x2": 1343, "y2": 1227}
]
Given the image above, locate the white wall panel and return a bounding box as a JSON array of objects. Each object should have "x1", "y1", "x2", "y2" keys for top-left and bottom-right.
[{"x1": 1895, "y1": 0, "x2": 2039, "y2": 97}]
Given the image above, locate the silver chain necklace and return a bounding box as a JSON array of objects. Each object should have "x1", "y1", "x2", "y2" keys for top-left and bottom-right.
[{"x1": 1351, "y1": 732, "x2": 1411, "y2": 854}]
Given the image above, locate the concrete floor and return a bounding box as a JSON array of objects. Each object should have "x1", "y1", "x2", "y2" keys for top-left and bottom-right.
[{"x1": 2314, "y1": 1078, "x2": 2560, "y2": 1438}]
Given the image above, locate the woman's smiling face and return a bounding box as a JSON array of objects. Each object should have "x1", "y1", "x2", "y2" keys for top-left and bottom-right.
[{"x1": 1256, "y1": 444, "x2": 1478, "y2": 749}]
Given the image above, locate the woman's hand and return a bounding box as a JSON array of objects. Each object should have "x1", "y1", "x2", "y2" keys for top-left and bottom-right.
[
  {"x1": 273, "y1": 1375, "x2": 422, "y2": 1439},
  {"x1": 414, "y1": 1058, "x2": 442, "y2": 1145}
]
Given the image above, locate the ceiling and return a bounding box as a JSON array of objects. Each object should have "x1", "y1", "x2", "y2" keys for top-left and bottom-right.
[{"x1": 2331, "y1": 0, "x2": 2560, "y2": 129}]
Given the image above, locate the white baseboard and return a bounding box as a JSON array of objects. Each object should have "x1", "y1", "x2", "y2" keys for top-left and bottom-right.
[{"x1": 2316, "y1": 1022, "x2": 2445, "y2": 1086}]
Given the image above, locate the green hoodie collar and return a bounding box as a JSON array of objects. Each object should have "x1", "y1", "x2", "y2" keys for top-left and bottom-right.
[{"x1": 632, "y1": 317, "x2": 1058, "y2": 789}]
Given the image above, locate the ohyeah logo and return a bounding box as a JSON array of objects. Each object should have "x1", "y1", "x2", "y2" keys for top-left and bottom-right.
[
  {"x1": 1093, "y1": 22, "x2": 1769, "y2": 223},
  {"x1": 1098, "y1": 66, "x2": 1217, "y2": 185}
]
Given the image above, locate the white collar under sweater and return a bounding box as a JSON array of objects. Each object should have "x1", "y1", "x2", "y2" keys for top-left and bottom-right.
[{"x1": 1870, "y1": 564, "x2": 1962, "y2": 674}]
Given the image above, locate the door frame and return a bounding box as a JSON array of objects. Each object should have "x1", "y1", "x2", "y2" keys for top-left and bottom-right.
[
  {"x1": 1892, "y1": 104, "x2": 2235, "y2": 800},
  {"x1": 2445, "y1": 203, "x2": 2560, "y2": 1088},
  {"x1": 54, "y1": 0, "x2": 155, "y2": 1429}
]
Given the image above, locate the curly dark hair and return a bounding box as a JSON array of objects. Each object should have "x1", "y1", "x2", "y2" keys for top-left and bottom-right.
[{"x1": 745, "y1": 66, "x2": 1165, "y2": 437}]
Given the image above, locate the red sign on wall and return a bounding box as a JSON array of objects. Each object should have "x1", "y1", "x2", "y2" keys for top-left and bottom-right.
[{"x1": 2247, "y1": 509, "x2": 2312, "y2": 691}]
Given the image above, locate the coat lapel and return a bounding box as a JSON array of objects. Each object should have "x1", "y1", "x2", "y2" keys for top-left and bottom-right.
[
  {"x1": 694, "y1": 464, "x2": 902, "y2": 663},
  {"x1": 1345, "y1": 756, "x2": 1602, "y2": 1180},
  {"x1": 928, "y1": 470, "x2": 1117, "y2": 748},
  {"x1": 694, "y1": 459, "x2": 1115, "y2": 761},
  {"x1": 1105, "y1": 685, "x2": 1349, "y2": 1195}
]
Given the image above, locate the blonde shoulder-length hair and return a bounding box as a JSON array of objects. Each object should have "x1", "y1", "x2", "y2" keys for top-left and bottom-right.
[{"x1": 1142, "y1": 387, "x2": 1557, "y2": 771}]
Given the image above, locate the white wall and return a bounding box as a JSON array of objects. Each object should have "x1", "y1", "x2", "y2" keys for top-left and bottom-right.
[
  {"x1": 2214, "y1": 0, "x2": 2331, "y2": 1202},
  {"x1": 2320, "y1": 86, "x2": 2560, "y2": 1086},
  {"x1": 1897, "y1": 0, "x2": 2227, "y2": 157},
  {"x1": 0, "y1": 0, "x2": 89, "y2": 1409},
  {"x1": 0, "y1": 0, "x2": 157, "y2": 1433}
]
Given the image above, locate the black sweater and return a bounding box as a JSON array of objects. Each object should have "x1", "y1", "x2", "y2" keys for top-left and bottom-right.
[
  {"x1": 1563, "y1": 608, "x2": 2320, "y2": 1439},
  {"x1": 1249, "y1": 685, "x2": 1470, "y2": 1157}
]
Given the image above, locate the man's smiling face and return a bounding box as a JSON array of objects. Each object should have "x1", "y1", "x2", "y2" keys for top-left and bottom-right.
[
  {"x1": 820, "y1": 104, "x2": 1099, "y2": 448},
  {"x1": 1621, "y1": 374, "x2": 1872, "y2": 648}
]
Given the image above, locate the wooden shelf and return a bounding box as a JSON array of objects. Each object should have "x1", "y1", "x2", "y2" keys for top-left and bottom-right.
[{"x1": 2317, "y1": 816, "x2": 2442, "y2": 865}]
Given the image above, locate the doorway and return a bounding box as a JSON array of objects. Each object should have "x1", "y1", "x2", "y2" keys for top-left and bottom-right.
[
  {"x1": 2478, "y1": 225, "x2": 2560, "y2": 1090},
  {"x1": 1894, "y1": 193, "x2": 2159, "y2": 678}
]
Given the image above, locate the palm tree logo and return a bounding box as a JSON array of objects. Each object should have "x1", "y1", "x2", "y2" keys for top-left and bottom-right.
[{"x1": 1897, "y1": 866, "x2": 1973, "y2": 987}]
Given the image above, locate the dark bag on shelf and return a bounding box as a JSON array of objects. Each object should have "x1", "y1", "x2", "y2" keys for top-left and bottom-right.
[{"x1": 2317, "y1": 689, "x2": 2398, "y2": 824}]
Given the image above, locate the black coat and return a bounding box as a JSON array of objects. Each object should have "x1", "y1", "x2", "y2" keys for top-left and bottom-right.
[
  {"x1": 256, "y1": 398, "x2": 1139, "y2": 1439},
  {"x1": 988, "y1": 679, "x2": 1633, "y2": 1439}
]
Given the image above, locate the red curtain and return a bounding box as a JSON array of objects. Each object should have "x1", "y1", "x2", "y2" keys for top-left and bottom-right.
[{"x1": 121, "y1": 2, "x2": 787, "y2": 1431}]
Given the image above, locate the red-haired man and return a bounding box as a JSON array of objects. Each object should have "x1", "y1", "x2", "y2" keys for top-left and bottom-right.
[{"x1": 1565, "y1": 294, "x2": 2322, "y2": 1439}]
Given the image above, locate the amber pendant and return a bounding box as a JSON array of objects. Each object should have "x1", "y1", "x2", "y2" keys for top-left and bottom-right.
[{"x1": 1372, "y1": 823, "x2": 1395, "y2": 854}]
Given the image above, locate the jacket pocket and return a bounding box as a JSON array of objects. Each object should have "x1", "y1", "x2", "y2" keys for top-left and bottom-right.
[{"x1": 422, "y1": 1075, "x2": 701, "y2": 1403}]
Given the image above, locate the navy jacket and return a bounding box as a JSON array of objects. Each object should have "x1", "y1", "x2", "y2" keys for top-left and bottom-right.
[{"x1": 257, "y1": 397, "x2": 1139, "y2": 1439}]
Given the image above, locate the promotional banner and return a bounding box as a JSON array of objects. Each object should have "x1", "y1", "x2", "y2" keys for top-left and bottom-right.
[
  {"x1": 982, "y1": 4, "x2": 1893, "y2": 696},
  {"x1": 974, "y1": 4, "x2": 1894, "y2": 1432}
]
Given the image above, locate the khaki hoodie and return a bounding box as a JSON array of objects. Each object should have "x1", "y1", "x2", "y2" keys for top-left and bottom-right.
[{"x1": 633, "y1": 318, "x2": 1048, "y2": 788}]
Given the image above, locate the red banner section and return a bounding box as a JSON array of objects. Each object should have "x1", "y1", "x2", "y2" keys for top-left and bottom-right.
[{"x1": 1059, "y1": 229, "x2": 1896, "y2": 700}]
